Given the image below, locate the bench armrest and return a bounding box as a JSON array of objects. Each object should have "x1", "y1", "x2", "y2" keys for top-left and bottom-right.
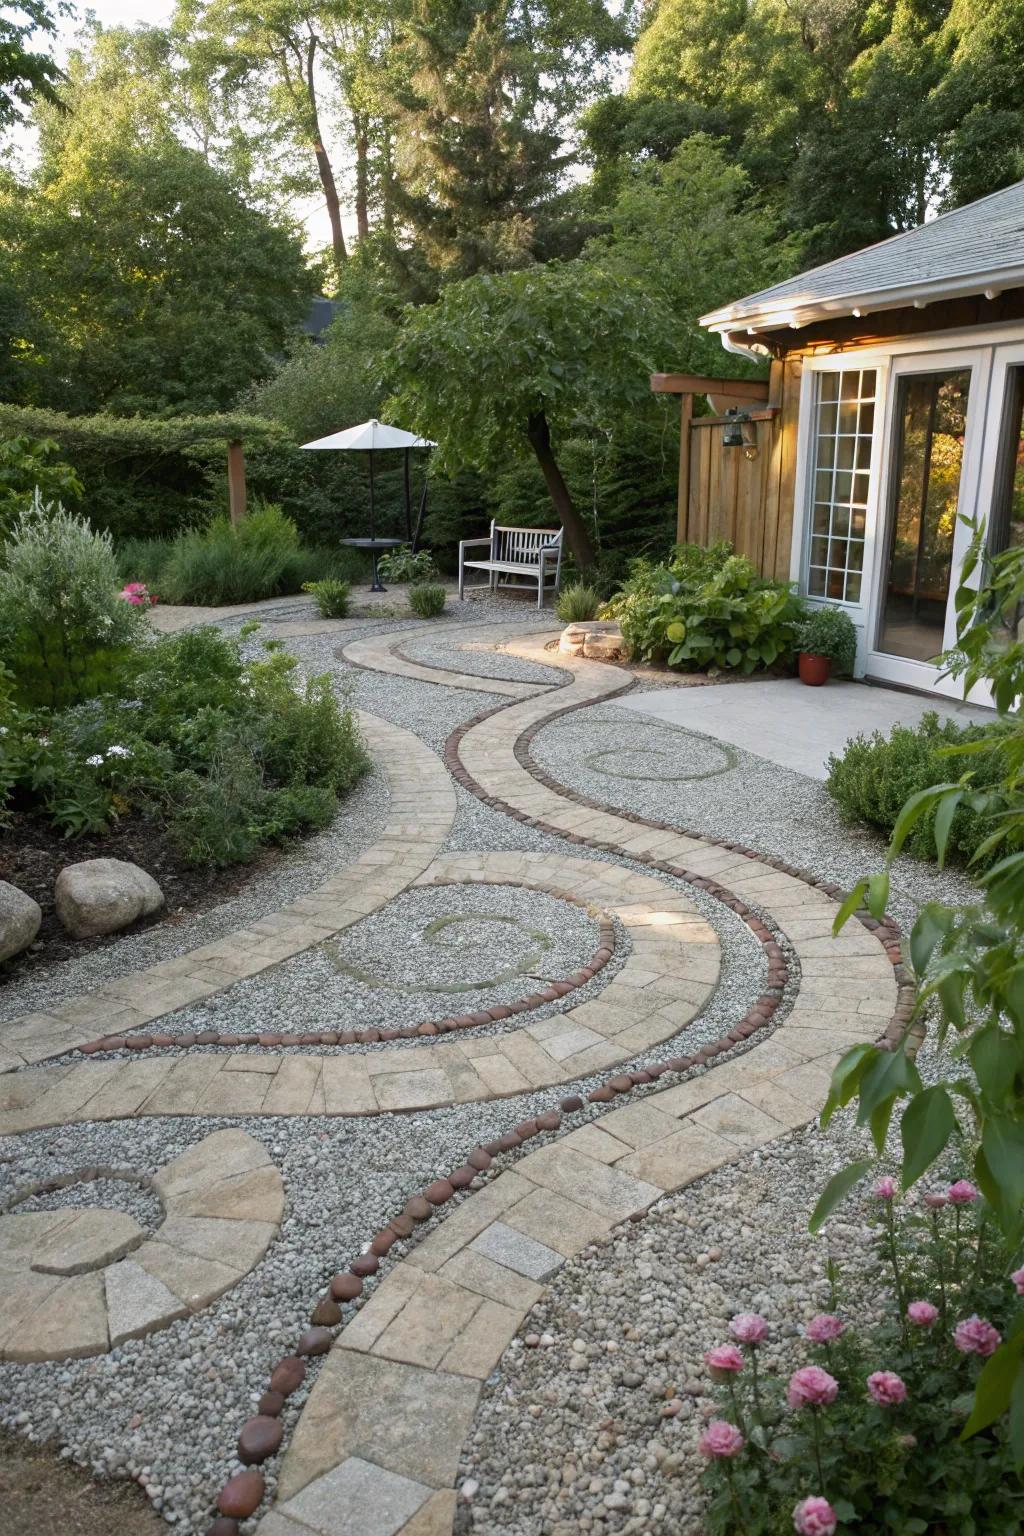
[{"x1": 459, "y1": 536, "x2": 493, "y2": 549}]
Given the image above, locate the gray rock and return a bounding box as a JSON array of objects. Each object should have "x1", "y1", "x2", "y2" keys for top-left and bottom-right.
[
  {"x1": 54, "y1": 858, "x2": 164, "y2": 939},
  {"x1": 0, "y1": 880, "x2": 42, "y2": 963}
]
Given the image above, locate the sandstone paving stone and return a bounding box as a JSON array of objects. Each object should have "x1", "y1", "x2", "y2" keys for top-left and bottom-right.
[
  {"x1": 104, "y1": 1258, "x2": 187, "y2": 1344},
  {"x1": 401, "y1": 1171, "x2": 532, "y2": 1275},
  {"x1": 0, "y1": 1210, "x2": 78, "y2": 1270},
  {"x1": 502, "y1": 1187, "x2": 616, "y2": 1258},
  {"x1": 437, "y1": 1249, "x2": 543, "y2": 1313},
  {"x1": 440, "y1": 1296, "x2": 524, "y2": 1379},
  {"x1": 132, "y1": 1240, "x2": 243, "y2": 1311},
  {"x1": 151, "y1": 1214, "x2": 276, "y2": 1270},
  {"x1": 155, "y1": 1128, "x2": 271, "y2": 1202},
  {"x1": 31, "y1": 1207, "x2": 146, "y2": 1274},
  {"x1": 369, "y1": 1271, "x2": 484, "y2": 1370},
  {"x1": 0, "y1": 1270, "x2": 66, "y2": 1357},
  {"x1": 6, "y1": 1271, "x2": 109, "y2": 1361},
  {"x1": 512, "y1": 1143, "x2": 661, "y2": 1220},
  {"x1": 276, "y1": 1350, "x2": 480, "y2": 1502},
  {"x1": 614, "y1": 1118, "x2": 739, "y2": 1190},
  {"x1": 278, "y1": 1455, "x2": 432, "y2": 1536},
  {"x1": 689, "y1": 1090, "x2": 790, "y2": 1149},
  {"x1": 558, "y1": 1122, "x2": 631, "y2": 1164},
  {"x1": 467, "y1": 1220, "x2": 564, "y2": 1282},
  {"x1": 172, "y1": 1164, "x2": 284, "y2": 1225},
  {"x1": 396, "y1": 1489, "x2": 458, "y2": 1536}
]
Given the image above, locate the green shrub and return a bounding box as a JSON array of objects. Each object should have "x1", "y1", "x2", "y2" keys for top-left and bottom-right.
[
  {"x1": 556, "y1": 583, "x2": 601, "y2": 623},
  {"x1": 825, "y1": 710, "x2": 1011, "y2": 866},
  {"x1": 0, "y1": 434, "x2": 83, "y2": 535},
  {"x1": 302, "y1": 579, "x2": 351, "y2": 618},
  {"x1": 378, "y1": 545, "x2": 437, "y2": 583},
  {"x1": 158, "y1": 504, "x2": 323, "y2": 606},
  {"x1": 606, "y1": 541, "x2": 803, "y2": 673},
  {"x1": 409, "y1": 583, "x2": 447, "y2": 618},
  {"x1": 115, "y1": 536, "x2": 174, "y2": 594},
  {"x1": 796, "y1": 603, "x2": 857, "y2": 675},
  {"x1": 0, "y1": 495, "x2": 144, "y2": 708}
]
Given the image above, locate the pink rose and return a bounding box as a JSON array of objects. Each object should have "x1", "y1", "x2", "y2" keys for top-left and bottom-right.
[
  {"x1": 793, "y1": 1496, "x2": 838, "y2": 1536},
  {"x1": 730, "y1": 1313, "x2": 768, "y2": 1345},
  {"x1": 698, "y1": 1420, "x2": 744, "y2": 1459},
  {"x1": 923, "y1": 1191, "x2": 948, "y2": 1210},
  {"x1": 867, "y1": 1370, "x2": 907, "y2": 1406},
  {"x1": 788, "y1": 1365, "x2": 839, "y2": 1410},
  {"x1": 907, "y1": 1300, "x2": 939, "y2": 1327},
  {"x1": 953, "y1": 1315, "x2": 1001, "y2": 1357},
  {"x1": 705, "y1": 1343, "x2": 744, "y2": 1376},
  {"x1": 948, "y1": 1179, "x2": 979, "y2": 1205},
  {"x1": 1011, "y1": 1268, "x2": 1024, "y2": 1297},
  {"x1": 805, "y1": 1313, "x2": 845, "y2": 1344},
  {"x1": 873, "y1": 1175, "x2": 897, "y2": 1200}
]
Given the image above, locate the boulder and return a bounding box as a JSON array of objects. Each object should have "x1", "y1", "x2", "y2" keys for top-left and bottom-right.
[
  {"x1": 559, "y1": 619, "x2": 625, "y2": 661},
  {"x1": 54, "y1": 858, "x2": 164, "y2": 939},
  {"x1": 0, "y1": 880, "x2": 42, "y2": 963}
]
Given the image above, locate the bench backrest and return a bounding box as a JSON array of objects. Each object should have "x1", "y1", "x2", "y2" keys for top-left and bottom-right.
[{"x1": 491, "y1": 523, "x2": 562, "y2": 563}]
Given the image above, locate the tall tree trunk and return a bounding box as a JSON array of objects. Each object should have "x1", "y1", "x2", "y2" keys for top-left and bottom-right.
[
  {"x1": 526, "y1": 410, "x2": 596, "y2": 571},
  {"x1": 354, "y1": 114, "x2": 370, "y2": 242},
  {"x1": 305, "y1": 38, "x2": 347, "y2": 267}
]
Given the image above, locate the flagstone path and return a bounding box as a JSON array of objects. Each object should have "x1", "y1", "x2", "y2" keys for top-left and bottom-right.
[{"x1": 0, "y1": 611, "x2": 913, "y2": 1536}]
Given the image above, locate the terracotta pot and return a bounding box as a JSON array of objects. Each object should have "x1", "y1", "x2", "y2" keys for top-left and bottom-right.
[{"x1": 798, "y1": 651, "x2": 831, "y2": 686}]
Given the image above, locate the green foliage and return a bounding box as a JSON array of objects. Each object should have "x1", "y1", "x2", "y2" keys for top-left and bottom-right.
[
  {"x1": 607, "y1": 541, "x2": 803, "y2": 673},
  {"x1": 302, "y1": 579, "x2": 351, "y2": 619},
  {"x1": 0, "y1": 434, "x2": 83, "y2": 533},
  {"x1": 0, "y1": 495, "x2": 144, "y2": 709},
  {"x1": 408, "y1": 584, "x2": 447, "y2": 619},
  {"x1": 826, "y1": 712, "x2": 1011, "y2": 869},
  {"x1": 556, "y1": 583, "x2": 601, "y2": 623},
  {"x1": 1, "y1": 625, "x2": 369, "y2": 865},
  {"x1": 153, "y1": 505, "x2": 327, "y2": 606},
  {"x1": 820, "y1": 528, "x2": 1024, "y2": 1459},
  {"x1": 377, "y1": 545, "x2": 437, "y2": 584},
  {"x1": 703, "y1": 1187, "x2": 1024, "y2": 1532},
  {"x1": 796, "y1": 605, "x2": 858, "y2": 675},
  {"x1": 0, "y1": 1, "x2": 65, "y2": 130},
  {"x1": 115, "y1": 538, "x2": 174, "y2": 595}
]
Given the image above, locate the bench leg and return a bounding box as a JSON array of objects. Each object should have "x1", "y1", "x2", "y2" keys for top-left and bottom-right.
[{"x1": 458, "y1": 556, "x2": 465, "y2": 601}]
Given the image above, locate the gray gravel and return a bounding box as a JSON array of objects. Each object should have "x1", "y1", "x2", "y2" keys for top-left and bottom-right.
[{"x1": 6, "y1": 1174, "x2": 163, "y2": 1232}]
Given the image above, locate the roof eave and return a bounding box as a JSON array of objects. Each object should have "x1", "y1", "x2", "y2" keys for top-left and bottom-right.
[{"x1": 699, "y1": 266, "x2": 1024, "y2": 336}]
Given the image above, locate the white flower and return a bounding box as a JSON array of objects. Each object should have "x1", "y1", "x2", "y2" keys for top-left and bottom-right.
[
  {"x1": 106, "y1": 745, "x2": 131, "y2": 758},
  {"x1": 0, "y1": 726, "x2": 7, "y2": 736},
  {"x1": 86, "y1": 753, "x2": 103, "y2": 767}
]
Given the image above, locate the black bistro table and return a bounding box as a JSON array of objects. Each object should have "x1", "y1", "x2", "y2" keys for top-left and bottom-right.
[{"x1": 341, "y1": 536, "x2": 404, "y2": 594}]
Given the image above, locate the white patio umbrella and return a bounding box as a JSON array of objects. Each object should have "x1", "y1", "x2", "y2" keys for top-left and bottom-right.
[{"x1": 300, "y1": 419, "x2": 435, "y2": 543}]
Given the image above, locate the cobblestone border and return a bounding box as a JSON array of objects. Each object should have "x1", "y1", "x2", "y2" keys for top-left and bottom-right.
[{"x1": 72, "y1": 883, "x2": 617, "y2": 1057}]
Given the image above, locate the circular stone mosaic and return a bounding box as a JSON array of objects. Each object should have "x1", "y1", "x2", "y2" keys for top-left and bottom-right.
[
  {"x1": 0, "y1": 1130, "x2": 282, "y2": 1362},
  {"x1": 532, "y1": 710, "x2": 739, "y2": 786}
]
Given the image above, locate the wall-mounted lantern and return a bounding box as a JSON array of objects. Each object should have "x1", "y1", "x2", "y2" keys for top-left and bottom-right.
[{"x1": 721, "y1": 408, "x2": 759, "y2": 459}]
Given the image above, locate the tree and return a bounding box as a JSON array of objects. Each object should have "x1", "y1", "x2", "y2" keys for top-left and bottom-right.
[
  {"x1": 386, "y1": 261, "x2": 668, "y2": 570},
  {"x1": 387, "y1": 0, "x2": 630, "y2": 282},
  {"x1": 1, "y1": 1, "x2": 66, "y2": 131},
  {"x1": 0, "y1": 129, "x2": 313, "y2": 414}
]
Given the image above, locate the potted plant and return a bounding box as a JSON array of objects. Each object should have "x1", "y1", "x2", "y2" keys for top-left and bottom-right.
[{"x1": 794, "y1": 604, "x2": 857, "y2": 685}]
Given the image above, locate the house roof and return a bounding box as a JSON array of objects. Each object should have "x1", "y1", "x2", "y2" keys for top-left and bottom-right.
[{"x1": 700, "y1": 179, "x2": 1024, "y2": 337}]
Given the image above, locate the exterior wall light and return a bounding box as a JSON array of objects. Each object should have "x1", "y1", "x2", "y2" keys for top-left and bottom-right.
[{"x1": 722, "y1": 408, "x2": 759, "y2": 458}]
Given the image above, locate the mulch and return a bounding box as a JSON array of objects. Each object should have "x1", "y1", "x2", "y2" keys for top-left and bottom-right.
[
  {"x1": 0, "y1": 812, "x2": 276, "y2": 977},
  {"x1": 0, "y1": 1431, "x2": 163, "y2": 1536}
]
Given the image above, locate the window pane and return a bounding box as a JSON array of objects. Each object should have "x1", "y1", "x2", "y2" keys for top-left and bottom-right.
[{"x1": 805, "y1": 370, "x2": 876, "y2": 607}]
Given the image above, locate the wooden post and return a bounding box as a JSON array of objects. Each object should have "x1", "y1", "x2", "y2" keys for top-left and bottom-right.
[
  {"x1": 227, "y1": 440, "x2": 247, "y2": 524},
  {"x1": 677, "y1": 393, "x2": 693, "y2": 543}
]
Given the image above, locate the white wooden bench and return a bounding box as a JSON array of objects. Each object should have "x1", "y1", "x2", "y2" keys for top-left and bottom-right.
[{"x1": 458, "y1": 521, "x2": 564, "y2": 609}]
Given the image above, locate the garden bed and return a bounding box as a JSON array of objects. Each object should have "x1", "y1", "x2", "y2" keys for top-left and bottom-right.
[{"x1": 0, "y1": 813, "x2": 274, "y2": 973}]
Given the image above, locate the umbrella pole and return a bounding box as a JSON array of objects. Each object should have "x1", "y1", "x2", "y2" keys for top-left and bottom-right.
[
  {"x1": 411, "y1": 473, "x2": 428, "y2": 553},
  {"x1": 368, "y1": 448, "x2": 376, "y2": 542},
  {"x1": 403, "y1": 448, "x2": 412, "y2": 541}
]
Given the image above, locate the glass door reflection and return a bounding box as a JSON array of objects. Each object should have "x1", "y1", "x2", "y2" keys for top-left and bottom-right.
[{"x1": 879, "y1": 369, "x2": 972, "y2": 662}]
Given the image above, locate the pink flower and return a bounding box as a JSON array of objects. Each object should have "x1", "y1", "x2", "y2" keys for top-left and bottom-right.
[
  {"x1": 907, "y1": 1300, "x2": 939, "y2": 1328},
  {"x1": 867, "y1": 1370, "x2": 907, "y2": 1406},
  {"x1": 805, "y1": 1313, "x2": 845, "y2": 1344},
  {"x1": 953, "y1": 1315, "x2": 1001, "y2": 1357},
  {"x1": 1011, "y1": 1268, "x2": 1024, "y2": 1297},
  {"x1": 705, "y1": 1343, "x2": 744, "y2": 1376},
  {"x1": 698, "y1": 1420, "x2": 744, "y2": 1459},
  {"x1": 793, "y1": 1496, "x2": 838, "y2": 1536},
  {"x1": 873, "y1": 1175, "x2": 897, "y2": 1200},
  {"x1": 119, "y1": 582, "x2": 151, "y2": 608},
  {"x1": 788, "y1": 1365, "x2": 839, "y2": 1410},
  {"x1": 923, "y1": 1191, "x2": 948, "y2": 1210},
  {"x1": 729, "y1": 1313, "x2": 768, "y2": 1345},
  {"x1": 948, "y1": 1179, "x2": 979, "y2": 1205}
]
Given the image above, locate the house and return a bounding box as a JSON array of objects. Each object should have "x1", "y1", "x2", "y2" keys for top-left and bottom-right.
[{"x1": 655, "y1": 179, "x2": 1024, "y2": 702}]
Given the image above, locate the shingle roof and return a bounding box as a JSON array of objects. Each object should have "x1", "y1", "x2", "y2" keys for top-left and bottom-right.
[{"x1": 700, "y1": 179, "x2": 1024, "y2": 333}]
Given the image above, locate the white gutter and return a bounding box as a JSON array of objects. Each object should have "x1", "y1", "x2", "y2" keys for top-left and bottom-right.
[{"x1": 699, "y1": 265, "x2": 1024, "y2": 337}]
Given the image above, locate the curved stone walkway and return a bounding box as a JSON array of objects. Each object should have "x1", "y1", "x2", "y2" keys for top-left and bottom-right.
[
  {"x1": 1, "y1": 611, "x2": 912, "y2": 1536},
  {"x1": 0, "y1": 712, "x2": 456, "y2": 1071}
]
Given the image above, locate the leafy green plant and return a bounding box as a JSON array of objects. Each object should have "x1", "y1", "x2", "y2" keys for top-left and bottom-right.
[
  {"x1": 158, "y1": 503, "x2": 323, "y2": 606},
  {"x1": 302, "y1": 578, "x2": 351, "y2": 618},
  {"x1": 812, "y1": 520, "x2": 1024, "y2": 1460},
  {"x1": 826, "y1": 712, "x2": 1011, "y2": 869},
  {"x1": 701, "y1": 1181, "x2": 1024, "y2": 1533},
  {"x1": 0, "y1": 433, "x2": 83, "y2": 534},
  {"x1": 377, "y1": 545, "x2": 437, "y2": 583},
  {"x1": 606, "y1": 541, "x2": 803, "y2": 673},
  {"x1": 556, "y1": 583, "x2": 601, "y2": 622},
  {"x1": 797, "y1": 605, "x2": 858, "y2": 675},
  {"x1": 0, "y1": 494, "x2": 144, "y2": 708},
  {"x1": 408, "y1": 583, "x2": 446, "y2": 618}
]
